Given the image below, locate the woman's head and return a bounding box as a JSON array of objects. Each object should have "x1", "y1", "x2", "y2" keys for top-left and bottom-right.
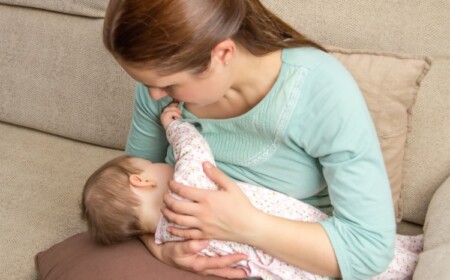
[{"x1": 103, "y1": 0, "x2": 324, "y2": 75}]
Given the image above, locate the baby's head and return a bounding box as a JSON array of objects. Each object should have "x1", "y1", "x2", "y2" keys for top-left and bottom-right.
[{"x1": 81, "y1": 155, "x2": 173, "y2": 245}]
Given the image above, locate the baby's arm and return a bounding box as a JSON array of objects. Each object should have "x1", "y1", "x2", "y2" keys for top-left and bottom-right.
[
  {"x1": 155, "y1": 105, "x2": 218, "y2": 244},
  {"x1": 165, "y1": 119, "x2": 218, "y2": 191},
  {"x1": 160, "y1": 102, "x2": 218, "y2": 190}
]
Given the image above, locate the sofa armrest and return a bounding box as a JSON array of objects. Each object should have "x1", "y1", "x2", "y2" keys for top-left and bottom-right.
[{"x1": 413, "y1": 175, "x2": 450, "y2": 279}]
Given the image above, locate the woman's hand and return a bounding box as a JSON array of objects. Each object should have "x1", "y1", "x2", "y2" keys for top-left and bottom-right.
[
  {"x1": 139, "y1": 234, "x2": 247, "y2": 278},
  {"x1": 161, "y1": 162, "x2": 262, "y2": 243}
]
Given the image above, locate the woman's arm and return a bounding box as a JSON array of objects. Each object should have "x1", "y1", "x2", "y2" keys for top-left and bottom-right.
[
  {"x1": 164, "y1": 166, "x2": 341, "y2": 277},
  {"x1": 125, "y1": 83, "x2": 170, "y2": 161}
]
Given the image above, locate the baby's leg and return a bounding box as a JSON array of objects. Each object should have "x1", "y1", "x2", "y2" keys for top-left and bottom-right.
[{"x1": 395, "y1": 234, "x2": 424, "y2": 254}]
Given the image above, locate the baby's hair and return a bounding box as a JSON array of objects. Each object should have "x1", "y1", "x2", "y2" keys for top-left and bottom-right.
[
  {"x1": 81, "y1": 155, "x2": 149, "y2": 245},
  {"x1": 103, "y1": 0, "x2": 325, "y2": 75}
]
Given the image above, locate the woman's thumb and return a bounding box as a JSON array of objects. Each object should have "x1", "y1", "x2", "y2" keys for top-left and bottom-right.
[
  {"x1": 186, "y1": 239, "x2": 209, "y2": 253},
  {"x1": 203, "y1": 162, "x2": 235, "y2": 191}
]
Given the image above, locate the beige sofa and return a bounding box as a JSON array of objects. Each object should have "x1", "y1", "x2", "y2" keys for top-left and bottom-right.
[{"x1": 1, "y1": 1, "x2": 449, "y2": 279}]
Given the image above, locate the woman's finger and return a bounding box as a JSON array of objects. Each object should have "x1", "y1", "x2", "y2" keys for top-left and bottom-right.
[
  {"x1": 161, "y1": 206, "x2": 199, "y2": 228},
  {"x1": 174, "y1": 239, "x2": 209, "y2": 256},
  {"x1": 192, "y1": 253, "x2": 248, "y2": 272},
  {"x1": 169, "y1": 180, "x2": 212, "y2": 202},
  {"x1": 163, "y1": 193, "x2": 201, "y2": 215},
  {"x1": 167, "y1": 226, "x2": 204, "y2": 240},
  {"x1": 203, "y1": 162, "x2": 238, "y2": 192},
  {"x1": 204, "y1": 267, "x2": 247, "y2": 279},
  {"x1": 171, "y1": 240, "x2": 247, "y2": 277}
]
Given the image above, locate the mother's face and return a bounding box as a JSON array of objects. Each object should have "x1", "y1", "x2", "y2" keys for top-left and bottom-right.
[{"x1": 117, "y1": 57, "x2": 233, "y2": 109}]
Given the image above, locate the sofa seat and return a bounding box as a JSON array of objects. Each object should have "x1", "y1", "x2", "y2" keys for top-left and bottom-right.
[{"x1": 0, "y1": 121, "x2": 122, "y2": 279}]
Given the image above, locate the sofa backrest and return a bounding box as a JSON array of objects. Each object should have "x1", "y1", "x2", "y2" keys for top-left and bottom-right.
[
  {"x1": 1, "y1": 0, "x2": 106, "y2": 17},
  {"x1": 0, "y1": 0, "x2": 448, "y2": 225},
  {"x1": 0, "y1": 2, "x2": 134, "y2": 150}
]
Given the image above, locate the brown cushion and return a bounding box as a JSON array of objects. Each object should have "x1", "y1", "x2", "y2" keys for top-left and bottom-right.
[
  {"x1": 35, "y1": 232, "x2": 226, "y2": 280},
  {"x1": 328, "y1": 46, "x2": 432, "y2": 222}
]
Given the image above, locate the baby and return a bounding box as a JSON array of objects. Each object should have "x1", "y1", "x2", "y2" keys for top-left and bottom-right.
[{"x1": 81, "y1": 104, "x2": 423, "y2": 280}]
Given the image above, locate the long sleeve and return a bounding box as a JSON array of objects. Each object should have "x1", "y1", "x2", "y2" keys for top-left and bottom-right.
[
  {"x1": 166, "y1": 120, "x2": 218, "y2": 190},
  {"x1": 296, "y1": 58, "x2": 396, "y2": 279},
  {"x1": 125, "y1": 83, "x2": 172, "y2": 162},
  {"x1": 155, "y1": 120, "x2": 218, "y2": 244}
]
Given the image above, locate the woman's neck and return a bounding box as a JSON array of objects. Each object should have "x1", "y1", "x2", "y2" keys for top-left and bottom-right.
[
  {"x1": 230, "y1": 48, "x2": 282, "y2": 104},
  {"x1": 188, "y1": 49, "x2": 282, "y2": 119}
]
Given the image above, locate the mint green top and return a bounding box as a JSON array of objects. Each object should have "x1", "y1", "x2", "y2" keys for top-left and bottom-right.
[{"x1": 125, "y1": 47, "x2": 396, "y2": 279}]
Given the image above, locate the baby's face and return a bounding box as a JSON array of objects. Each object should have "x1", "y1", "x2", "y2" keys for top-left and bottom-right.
[{"x1": 129, "y1": 158, "x2": 174, "y2": 232}]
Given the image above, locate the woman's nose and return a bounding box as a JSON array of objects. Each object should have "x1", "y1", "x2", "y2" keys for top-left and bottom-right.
[{"x1": 148, "y1": 87, "x2": 167, "y2": 100}]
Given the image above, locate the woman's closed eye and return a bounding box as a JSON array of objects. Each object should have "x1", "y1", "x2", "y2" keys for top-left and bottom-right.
[{"x1": 163, "y1": 86, "x2": 174, "y2": 94}]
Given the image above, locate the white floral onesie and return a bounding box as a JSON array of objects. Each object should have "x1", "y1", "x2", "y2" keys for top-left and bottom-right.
[{"x1": 154, "y1": 120, "x2": 423, "y2": 280}]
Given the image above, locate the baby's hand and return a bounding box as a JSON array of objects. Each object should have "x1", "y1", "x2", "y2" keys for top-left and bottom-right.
[{"x1": 161, "y1": 103, "x2": 182, "y2": 130}]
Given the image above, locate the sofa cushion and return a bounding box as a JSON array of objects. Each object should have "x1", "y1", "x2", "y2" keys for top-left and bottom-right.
[
  {"x1": 328, "y1": 46, "x2": 431, "y2": 222},
  {"x1": 413, "y1": 243, "x2": 450, "y2": 280},
  {"x1": 401, "y1": 59, "x2": 450, "y2": 224},
  {"x1": 261, "y1": 0, "x2": 450, "y2": 58},
  {"x1": 422, "y1": 175, "x2": 450, "y2": 250},
  {"x1": 0, "y1": 121, "x2": 123, "y2": 279},
  {"x1": 0, "y1": 4, "x2": 135, "y2": 150},
  {"x1": 413, "y1": 176, "x2": 450, "y2": 279},
  {"x1": 35, "y1": 232, "x2": 227, "y2": 280},
  {"x1": 0, "y1": 0, "x2": 106, "y2": 17}
]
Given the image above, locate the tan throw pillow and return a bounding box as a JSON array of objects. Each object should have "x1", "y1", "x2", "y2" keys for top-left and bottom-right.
[{"x1": 328, "y1": 46, "x2": 432, "y2": 223}]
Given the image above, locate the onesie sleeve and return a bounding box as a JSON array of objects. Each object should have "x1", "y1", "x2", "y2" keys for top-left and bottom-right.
[
  {"x1": 166, "y1": 120, "x2": 218, "y2": 190},
  {"x1": 298, "y1": 59, "x2": 396, "y2": 279},
  {"x1": 125, "y1": 83, "x2": 171, "y2": 162},
  {"x1": 155, "y1": 120, "x2": 218, "y2": 244}
]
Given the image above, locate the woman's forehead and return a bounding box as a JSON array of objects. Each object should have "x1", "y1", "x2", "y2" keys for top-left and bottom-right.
[{"x1": 119, "y1": 60, "x2": 190, "y2": 86}]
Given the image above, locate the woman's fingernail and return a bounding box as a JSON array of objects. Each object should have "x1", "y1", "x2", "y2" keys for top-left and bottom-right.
[{"x1": 204, "y1": 162, "x2": 213, "y2": 169}]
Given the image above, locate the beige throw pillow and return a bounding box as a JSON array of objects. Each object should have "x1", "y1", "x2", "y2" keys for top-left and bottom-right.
[{"x1": 328, "y1": 46, "x2": 432, "y2": 222}]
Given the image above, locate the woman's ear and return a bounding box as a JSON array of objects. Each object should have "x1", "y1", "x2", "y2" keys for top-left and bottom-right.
[
  {"x1": 211, "y1": 38, "x2": 235, "y2": 66},
  {"x1": 129, "y1": 174, "x2": 156, "y2": 189}
]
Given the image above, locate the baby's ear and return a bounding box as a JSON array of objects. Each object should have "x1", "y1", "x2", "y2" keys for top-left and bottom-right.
[{"x1": 129, "y1": 174, "x2": 156, "y2": 189}]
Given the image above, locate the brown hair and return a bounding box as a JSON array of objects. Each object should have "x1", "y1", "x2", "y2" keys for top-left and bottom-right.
[
  {"x1": 81, "y1": 155, "x2": 148, "y2": 245},
  {"x1": 103, "y1": 0, "x2": 325, "y2": 75}
]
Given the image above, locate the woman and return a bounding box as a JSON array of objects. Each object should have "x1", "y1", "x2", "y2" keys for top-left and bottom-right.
[{"x1": 103, "y1": 0, "x2": 396, "y2": 279}]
